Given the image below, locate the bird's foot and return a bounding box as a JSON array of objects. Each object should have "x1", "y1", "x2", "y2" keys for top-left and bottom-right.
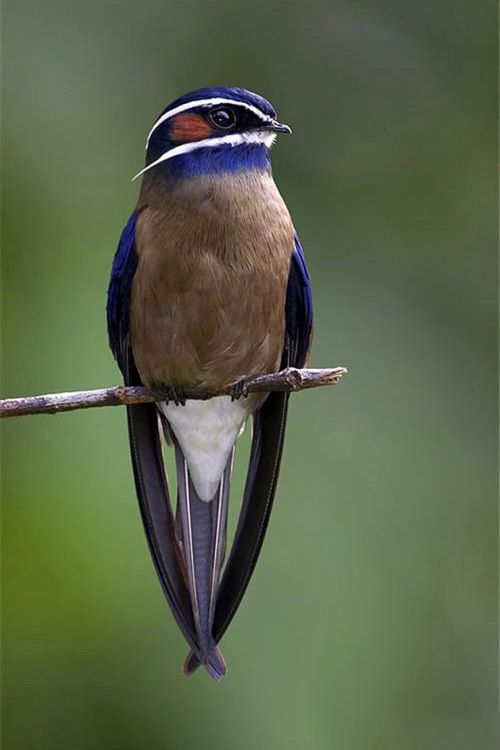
[
  {"x1": 229, "y1": 379, "x2": 250, "y2": 401},
  {"x1": 152, "y1": 385, "x2": 187, "y2": 406}
]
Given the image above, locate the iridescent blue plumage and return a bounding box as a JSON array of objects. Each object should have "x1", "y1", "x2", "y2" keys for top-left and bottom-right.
[
  {"x1": 157, "y1": 86, "x2": 277, "y2": 122},
  {"x1": 158, "y1": 142, "x2": 272, "y2": 178},
  {"x1": 286, "y1": 236, "x2": 313, "y2": 368},
  {"x1": 106, "y1": 212, "x2": 138, "y2": 372}
]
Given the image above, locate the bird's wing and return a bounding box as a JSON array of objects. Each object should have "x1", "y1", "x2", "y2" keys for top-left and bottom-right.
[
  {"x1": 106, "y1": 213, "x2": 139, "y2": 374},
  {"x1": 106, "y1": 214, "x2": 198, "y2": 654},
  {"x1": 284, "y1": 235, "x2": 314, "y2": 368},
  {"x1": 213, "y1": 234, "x2": 313, "y2": 642}
]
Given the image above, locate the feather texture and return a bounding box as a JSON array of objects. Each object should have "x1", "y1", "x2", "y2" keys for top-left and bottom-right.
[
  {"x1": 130, "y1": 170, "x2": 295, "y2": 500},
  {"x1": 106, "y1": 87, "x2": 314, "y2": 678}
]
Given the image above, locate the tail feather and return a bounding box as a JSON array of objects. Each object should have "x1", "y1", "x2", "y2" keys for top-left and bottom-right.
[
  {"x1": 175, "y1": 442, "x2": 232, "y2": 679},
  {"x1": 183, "y1": 644, "x2": 226, "y2": 680},
  {"x1": 125, "y1": 398, "x2": 197, "y2": 652}
]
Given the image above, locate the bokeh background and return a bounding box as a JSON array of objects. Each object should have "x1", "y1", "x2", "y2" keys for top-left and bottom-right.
[{"x1": 1, "y1": 1, "x2": 498, "y2": 748}]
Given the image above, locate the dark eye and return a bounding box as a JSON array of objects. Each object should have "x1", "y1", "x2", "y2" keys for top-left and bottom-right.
[{"x1": 209, "y1": 107, "x2": 237, "y2": 130}]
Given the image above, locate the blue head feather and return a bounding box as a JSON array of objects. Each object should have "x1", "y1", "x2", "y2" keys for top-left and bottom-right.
[
  {"x1": 159, "y1": 86, "x2": 277, "y2": 121},
  {"x1": 143, "y1": 86, "x2": 283, "y2": 179}
]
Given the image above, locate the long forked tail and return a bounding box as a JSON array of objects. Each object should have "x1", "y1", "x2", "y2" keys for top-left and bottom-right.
[{"x1": 174, "y1": 442, "x2": 233, "y2": 680}]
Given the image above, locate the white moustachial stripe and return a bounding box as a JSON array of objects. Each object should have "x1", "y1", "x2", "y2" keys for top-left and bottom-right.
[{"x1": 133, "y1": 131, "x2": 277, "y2": 181}]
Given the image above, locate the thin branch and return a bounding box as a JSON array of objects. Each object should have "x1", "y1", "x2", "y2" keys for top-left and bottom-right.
[{"x1": 0, "y1": 367, "x2": 348, "y2": 419}]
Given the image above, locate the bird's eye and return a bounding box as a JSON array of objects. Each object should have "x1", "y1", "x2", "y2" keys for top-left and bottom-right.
[{"x1": 209, "y1": 107, "x2": 237, "y2": 130}]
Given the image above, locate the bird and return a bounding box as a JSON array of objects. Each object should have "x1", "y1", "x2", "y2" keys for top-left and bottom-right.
[{"x1": 107, "y1": 86, "x2": 313, "y2": 680}]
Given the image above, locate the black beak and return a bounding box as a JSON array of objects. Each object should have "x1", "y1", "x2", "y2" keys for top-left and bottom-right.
[{"x1": 266, "y1": 119, "x2": 292, "y2": 134}]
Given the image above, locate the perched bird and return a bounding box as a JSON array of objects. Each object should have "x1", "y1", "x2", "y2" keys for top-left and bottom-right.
[{"x1": 107, "y1": 86, "x2": 313, "y2": 679}]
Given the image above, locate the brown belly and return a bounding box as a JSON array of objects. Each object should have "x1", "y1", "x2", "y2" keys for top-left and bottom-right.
[
  {"x1": 130, "y1": 171, "x2": 294, "y2": 390},
  {"x1": 130, "y1": 248, "x2": 289, "y2": 388}
]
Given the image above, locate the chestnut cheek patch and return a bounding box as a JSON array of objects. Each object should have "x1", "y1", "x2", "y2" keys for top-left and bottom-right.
[{"x1": 170, "y1": 113, "x2": 214, "y2": 142}]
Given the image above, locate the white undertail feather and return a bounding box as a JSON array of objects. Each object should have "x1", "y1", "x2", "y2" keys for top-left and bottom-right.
[{"x1": 160, "y1": 397, "x2": 247, "y2": 501}]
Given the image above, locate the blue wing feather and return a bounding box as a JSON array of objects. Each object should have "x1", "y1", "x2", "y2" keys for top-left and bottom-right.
[
  {"x1": 106, "y1": 212, "x2": 139, "y2": 375},
  {"x1": 285, "y1": 235, "x2": 313, "y2": 368}
]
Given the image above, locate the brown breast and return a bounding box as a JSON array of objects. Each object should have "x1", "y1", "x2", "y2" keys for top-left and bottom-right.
[{"x1": 130, "y1": 170, "x2": 295, "y2": 390}]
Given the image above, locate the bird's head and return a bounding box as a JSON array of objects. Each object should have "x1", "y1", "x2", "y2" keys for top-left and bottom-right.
[{"x1": 133, "y1": 86, "x2": 291, "y2": 182}]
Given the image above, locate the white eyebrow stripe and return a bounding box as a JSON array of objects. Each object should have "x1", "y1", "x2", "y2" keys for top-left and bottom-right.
[
  {"x1": 132, "y1": 130, "x2": 276, "y2": 181},
  {"x1": 145, "y1": 97, "x2": 274, "y2": 149}
]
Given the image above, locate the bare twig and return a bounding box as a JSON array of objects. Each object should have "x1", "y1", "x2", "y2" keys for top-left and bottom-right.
[{"x1": 0, "y1": 367, "x2": 348, "y2": 419}]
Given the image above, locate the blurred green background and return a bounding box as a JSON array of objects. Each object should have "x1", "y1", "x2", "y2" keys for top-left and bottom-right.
[{"x1": 1, "y1": 1, "x2": 498, "y2": 748}]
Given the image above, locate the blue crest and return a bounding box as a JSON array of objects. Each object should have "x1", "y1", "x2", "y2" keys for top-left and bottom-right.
[{"x1": 160, "y1": 86, "x2": 277, "y2": 121}]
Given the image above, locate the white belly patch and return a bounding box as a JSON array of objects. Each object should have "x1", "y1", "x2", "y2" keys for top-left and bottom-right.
[{"x1": 160, "y1": 396, "x2": 248, "y2": 501}]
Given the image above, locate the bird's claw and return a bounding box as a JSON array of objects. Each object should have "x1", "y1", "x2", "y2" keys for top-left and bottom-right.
[
  {"x1": 152, "y1": 385, "x2": 187, "y2": 406},
  {"x1": 230, "y1": 380, "x2": 249, "y2": 401}
]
